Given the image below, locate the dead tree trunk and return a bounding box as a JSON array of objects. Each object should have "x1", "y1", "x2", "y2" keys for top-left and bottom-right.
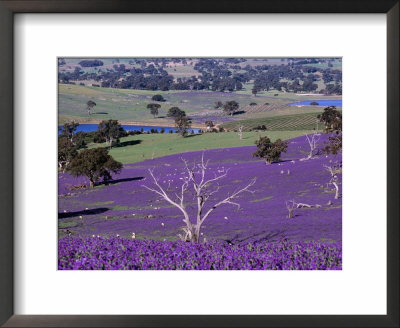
[
  {"x1": 286, "y1": 200, "x2": 296, "y2": 218},
  {"x1": 332, "y1": 181, "x2": 339, "y2": 199},
  {"x1": 305, "y1": 132, "x2": 320, "y2": 160},
  {"x1": 324, "y1": 164, "x2": 341, "y2": 200},
  {"x1": 143, "y1": 154, "x2": 256, "y2": 243},
  {"x1": 238, "y1": 125, "x2": 244, "y2": 140}
]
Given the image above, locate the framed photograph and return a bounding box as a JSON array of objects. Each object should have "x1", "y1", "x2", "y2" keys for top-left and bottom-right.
[{"x1": 1, "y1": 1, "x2": 398, "y2": 327}]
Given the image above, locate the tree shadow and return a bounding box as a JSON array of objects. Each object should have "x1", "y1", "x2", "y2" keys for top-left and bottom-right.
[
  {"x1": 94, "y1": 112, "x2": 109, "y2": 115},
  {"x1": 233, "y1": 110, "x2": 246, "y2": 116},
  {"x1": 232, "y1": 229, "x2": 285, "y2": 244},
  {"x1": 59, "y1": 207, "x2": 110, "y2": 219},
  {"x1": 274, "y1": 159, "x2": 293, "y2": 164},
  {"x1": 114, "y1": 139, "x2": 142, "y2": 148},
  {"x1": 99, "y1": 176, "x2": 144, "y2": 186},
  {"x1": 183, "y1": 133, "x2": 201, "y2": 138}
]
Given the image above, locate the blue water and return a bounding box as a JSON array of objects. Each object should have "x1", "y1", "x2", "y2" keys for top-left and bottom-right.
[
  {"x1": 289, "y1": 99, "x2": 342, "y2": 107},
  {"x1": 59, "y1": 124, "x2": 200, "y2": 134}
]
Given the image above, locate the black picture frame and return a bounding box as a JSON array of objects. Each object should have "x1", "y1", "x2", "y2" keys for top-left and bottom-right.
[{"x1": 0, "y1": 1, "x2": 398, "y2": 327}]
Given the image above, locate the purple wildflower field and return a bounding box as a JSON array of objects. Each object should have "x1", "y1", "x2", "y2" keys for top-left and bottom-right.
[
  {"x1": 58, "y1": 134, "x2": 342, "y2": 270},
  {"x1": 59, "y1": 237, "x2": 341, "y2": 270}
]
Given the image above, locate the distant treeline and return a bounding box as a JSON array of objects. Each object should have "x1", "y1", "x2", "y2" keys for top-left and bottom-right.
[
  {"x1": 78, "y1": 60, "x2": 104, "y2": 67},
  {"x1": 58, "y1": 58, "x2": 342, "y2": 95}
]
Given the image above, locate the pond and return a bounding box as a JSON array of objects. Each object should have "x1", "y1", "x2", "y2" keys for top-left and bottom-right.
[
  {"x1": 289, "y1": 99, "x2": 342, "y2": 107},
  {"x1": 59, "y1": 124, "x2": 200, "y2": 134}
]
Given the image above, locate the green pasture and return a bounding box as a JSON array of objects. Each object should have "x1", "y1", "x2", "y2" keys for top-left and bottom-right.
[{"x1": 88, "y1": 130, "x2": 312, "y2": 164}]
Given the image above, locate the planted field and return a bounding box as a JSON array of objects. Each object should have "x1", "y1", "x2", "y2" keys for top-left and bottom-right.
[{"x1": 221, "y1": 112, "x2": 324, "y2": 131}]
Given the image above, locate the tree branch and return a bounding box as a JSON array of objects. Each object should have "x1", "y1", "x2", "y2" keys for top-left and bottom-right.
[{"x1": 200, "y1": 178, "x2": 256, "y2": 225}]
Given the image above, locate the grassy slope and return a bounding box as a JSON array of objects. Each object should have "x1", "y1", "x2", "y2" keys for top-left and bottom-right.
[
  {"x1": 89, "y1": 131, "x2": 313, "y2": 164},
  {"x1": 59, "y1": 84, "x2": 340, "y2": 126}
]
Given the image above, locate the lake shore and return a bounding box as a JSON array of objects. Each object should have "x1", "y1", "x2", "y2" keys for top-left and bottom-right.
[{"x1": 58, "y1": 117, "x2": 205, "y2": 129}]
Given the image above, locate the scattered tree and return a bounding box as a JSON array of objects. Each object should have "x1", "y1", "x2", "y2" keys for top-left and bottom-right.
[
  {"x1": 71, "y1": 131, "x2": 87, "y2": 149},
  {"x1": 58, "y1": 137, "x2": 77, "y2": 173},
  {"x1": 167, "y1": 107, "x2": 186, "y2": 118},
  {"x1": 223, "y1": 101, "x2": 239, "y2": 116},
  {"x1": 96, "y1": 120, "x2": 126, "y2": 149},
  {"x1": 143, "y1": 155, "x2": 256, "y2": 242},
  {"x1": 205, "y1": 120, "x2": 214, "y2": 131},
  {"x1": 253, "y1": 137, "x2": 289, "y2": 164},
  {"x1": 318, "y1": 106, "x2": 342, "y2": 133},
  {"x1": 174, "y1": 116, "x2": 191, "y2": 137},
  {"x1": 59, "y1": 121, "x2": 79, "y2": 142},
  {"x1": 214, "y1": 101, "x2": 223, "y2": 109},
  {"x1": 251, "y1": 125, "x2": 267, "y2": 131},
  {"x1": 68, "y1": 148, "x2": 123, "y2": 188},
  {"x1": 323, "y1": 134, "x2": 342, "y2": 155},
  {"x1": 86, "y1": 100, "x2": 96, "y2": 115},
  {"x1": 318, "y1": 106, "x2": 342, "y2": 155},
  {"x1": 147, "y1": 103, "x2": 161, "y2": 118}
]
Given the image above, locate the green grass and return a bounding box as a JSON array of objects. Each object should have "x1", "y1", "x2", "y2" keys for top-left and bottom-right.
[
  {"x1": 88, "y1": 130, "x2": 313, "y2": 164},
  {"x1": 251, "y1": 196, "x2": 274, "y2": 203},
  {"x1": 221, "y1": 112, "x2": 324, "y2": 132}
]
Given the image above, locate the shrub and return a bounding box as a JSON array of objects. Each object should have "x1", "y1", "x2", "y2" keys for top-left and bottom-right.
[
  {"x1": 151, "y1": 94, "x2": 166, "y2": 102},
  {"x1": 253, "y1": 136, "x2": 289, "y2": 164},
  {"x1": 68, "y1": 148, "x2": 122, "y2": 188}
]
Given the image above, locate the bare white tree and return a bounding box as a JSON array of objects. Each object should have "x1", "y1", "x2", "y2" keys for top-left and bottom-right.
[
  {"x1": 285, "y1": 200, "x2": 318, "y2": 219},
  {"x1": 324, "y1": 164, "x2": 341, "y2": 199},
  {"x1": 143, "y1": 154, "x2": 256, "y2": 242},
  {"x1": 285, "y1": 200, "x2": 296, "y2": 218},
  {"x1": 304, "y1": 132, "x2": 320, "y2": 160},
  {"x1": 238, "y1": 125, "x2": 244, "y2": 140}
]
